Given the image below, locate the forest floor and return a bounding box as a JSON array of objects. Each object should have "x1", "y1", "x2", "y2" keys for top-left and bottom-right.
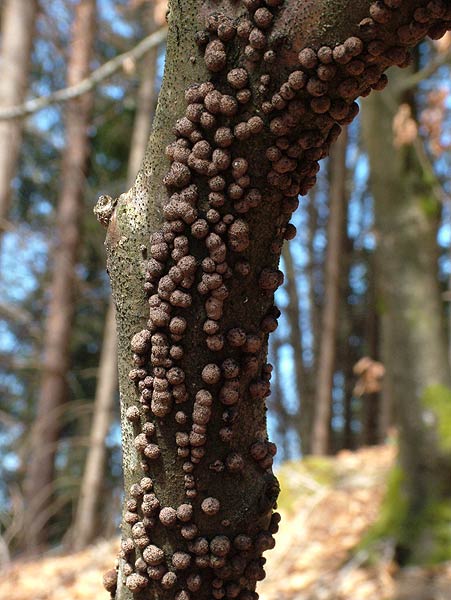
[{"x1": 1, "y1": 444, "x2": 451, "y2": 600}]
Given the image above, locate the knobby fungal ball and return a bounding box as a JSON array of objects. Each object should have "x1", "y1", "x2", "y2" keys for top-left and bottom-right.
[
  {"x1": 221, "y1": 94, "x2": 238, "y2": 116},
  {"x1": 176, "y1": 431, "x2": 190, "y2": 448},
  {"x1": 161, "y1": 571, "x2": 178, "y2": 589},
  {"x1": 130, "y1": 483, "x2": 143, "y2": 498},
  {"x1": 144, "y1": 443, "x2": 161, "y2": 460},
  {"x1": 235, "y1": 260, "x2": 251, "y2": 276},
  {"x1": 255, "y1": 531, "x2": 276, "y2": 552},
  {"x1": 159, "y1": 506, "x2": 177, "y2": 527},
  {"x1": 227, "y1": 67, "x2": 249, "y2": 89},
  {"x1": 131, "y1": 522, "x2": 146, "y2": 539},
  {"x1": 103, "y1": 569, "x2": 117, "y2": 593},
  {"x1": 249, "y1": 27, "x2": 266, "y2": 50},
  {"x1": 135, "y1": 535, "x2": 151, "y2": 550},
  {"x1": 177, "y1": 503, "x2": 193, "y2": 522},
  {"x1": 370, "y1": 1, "x2": 391, "y2": 24},
  {"x1": 181, "y1": 522, "x2": 199, "y2": 540},
  {"x1": 250, "y1": 441, "x2": 268, "y2": 461},
  {"x1": 143, "y1": 544, "x2": 165, "y2": 565},
  {"x1": 187, "y1": 574, "x2": 202, "y2": 592},
  {"x1": 201, "y1": 497, "x2": 221, "y2": 515},
  {"x1": 254, "y1": 7, "x2": 273, "y2": 28},
  {"x1": 147, "y1": 564, "x2": 166, "y2": 580},
  {"x1": 227, "y1": 328, "x2": 247, "y2": 347},
  {"x1": 142, "y1": 493, "x2": 160, "y2": 515},
  {"x1": 243, "y1": 0, "x2": 260, "y2": 10},
  {"x1": 298, "y1": 47, "x2": 318, "y2": 69},
  {"x1": 130, "y1": 330, "x2": 151, "y2": 355},
  {"x1": 190, "y1": 536, "x2": 209, "y2": 556},
  {"x1": 126, "y1": 573, "x2": 148, "y2": 592},
  {"x1": 172, "y1": 551, "x2": 191, "y2": 570},
  {"x1": 210, "y1": 535, "x2": 232, "y2": 557},
  {"x1": 205, "y1": 40, "x2": 227, "y2": 72},
  {"x1": 126, "y1": 498, "x2": 138, "y2": 511},
  {"x1": 237, "y1": 88, "x2": 252, "y2": 104},
  {"x1": 215, "y1": 127, "x2": 234, "y2": 147},
  {"x1": 126, "y1": 406, "x2": 140, "y2": 422},
  {"x1": 124, "y1": 511, "x2": 139, "y2": 525},
  {"x1": 141, "y1": 476, "x2": 153, "y2": 491},
  {"x1": 234, "y1": 534, "x2": 253, "y2": 551},
  {"x1": 164, "y1": 162, "x2": 191, "y2": 188},
  {"x1": 218, "y1": 19, "x2": 236, "y2": 42},
  {"x1": 226, "y1": 452, "x2": 245, "y2": 472},
  {"x1": 259, "y1": 268, "x2": 284, "y2": 291},
  {"x1": 202, "y1": 363, "x2": 222, "y2": 385}
]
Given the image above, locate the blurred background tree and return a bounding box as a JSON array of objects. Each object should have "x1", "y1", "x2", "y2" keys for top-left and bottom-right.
[{"x1": 0, "y1": 0, "x2": 450, "y2": 583}]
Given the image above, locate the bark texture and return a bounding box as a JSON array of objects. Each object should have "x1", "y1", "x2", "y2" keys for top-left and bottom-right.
[
  {"x1": 363, "y1": 62, "x2": 451, "y2": 564},
  {"x1": 311, "y1": 128, "x2": 348, "y2": 455},
  {"x1": 100, "y1": 1, "x2": 451, "y2": 598},
  {"x1": 72, "y1": 8, "x2": 160, "y2": 551},
  {"x1": 0, "y1": 0, "x2": 37, "y2": 237},
  {"x1": 24, "y1": 0, "x2": 96, "y2": 552}
]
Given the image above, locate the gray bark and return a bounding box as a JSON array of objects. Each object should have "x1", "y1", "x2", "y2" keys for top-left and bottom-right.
[{"x1": 99, "y1": 1, "x2": 451, "y2": 596}]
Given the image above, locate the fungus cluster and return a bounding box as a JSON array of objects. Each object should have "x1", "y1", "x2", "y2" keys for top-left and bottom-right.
[{"x1": 104, "y1": 0, "x2": 451, "y2": 598}]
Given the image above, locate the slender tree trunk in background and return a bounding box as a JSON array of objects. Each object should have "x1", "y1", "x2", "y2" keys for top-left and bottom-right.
[
  {"x1": 306, "y1": 188, "x2": 321, "y2": 372},
  {"x1": 71, "y1": 304, "x2": 118, "y2": 550},
  {"x1": 341, "y1": 228, "x2": 356, "y2": 451},
  {"x1": 96, "y1": 2, "x2": 451, "y2": 597},
  {"x1": 23, "y1": 0, "x2": 96, "y2": 553},
  {"x1": 0, "y1": 0, "x2": 36, "y2": 239},
  {"x1": 71, "y1": 5, "x2": 160, "y2": 551},
  {"x1": 270, "y1": 337, "x2": 290, "y2": 460},
  {"x1": 363, "y1": 267, "x2": 380, "y2": 446},
  {"x1": 283, "y1": 244, "x2": 312, "y2": 454},
  {"x1": 127, "y1": 28, "x2": 159, "y2": 182},
  {"x1": 311, "y1": 128, "x2": 348, "y2": 455},
  {"x1": 379, "y1": 312, "x2": 395, "y2": 440},
  {"x1": 363, "y1": 64, "x2": 451, "y2": 564}
]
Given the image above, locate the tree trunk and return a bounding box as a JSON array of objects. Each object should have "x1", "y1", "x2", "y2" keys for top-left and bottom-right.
[
  {"x1": 98, "y1": 2, "x2": 451, "y2": 597},
  {"x1": 340, "y1": 226, "x2": 356, "y2": 451},
  {"x1": 270, "y1": 336, "x2": 291, "y2": 460},
  {"x1": 71, "y1": 303, "x2": 118, "y2": 550},
  {"x1": 0, "y1": 0, "x2": 37, "y2": 239},
  {"x1": 362, "y1": 266, "x2": 381, "y2": 446},
  {"x1": 23, "y1": 0, "x2": 96, "y2": 553},
  {"x1": 362, "y1": 63, "x2": 451, "y2": 564},
  {"x1": 311, "y1": 128, "x2": 348, "y2": 455},
  {"x1": 71, "y1": 12, "x2": 160, "y2": 550},
  {"x1": 282, "y1": 244, "x2": 312, "y2": 454}
]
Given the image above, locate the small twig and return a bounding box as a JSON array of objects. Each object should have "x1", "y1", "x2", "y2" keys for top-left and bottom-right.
[{"x1": 0, "y1": 27, "x2": 168, "y2": 121}]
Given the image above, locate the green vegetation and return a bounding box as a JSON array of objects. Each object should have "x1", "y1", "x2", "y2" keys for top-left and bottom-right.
[
  {"x1": 360, "y1": 460, "x2": 451, "y2": 565},
  {"x1": 422, "y1": 385, "x2": 451, "y2": 452}
]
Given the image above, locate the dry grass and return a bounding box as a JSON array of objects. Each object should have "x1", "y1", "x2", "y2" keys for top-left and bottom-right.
[{"x1": 1, "y1": 445, "x2": 450, "y2": 600}]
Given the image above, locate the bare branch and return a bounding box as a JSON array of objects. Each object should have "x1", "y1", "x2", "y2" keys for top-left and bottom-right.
[
  {"x1": 0, "y1": 27, "x2": 168, "y2": 121},
  {"x1": 399, "y1": 48, "x2": 451, "y2": 91}
]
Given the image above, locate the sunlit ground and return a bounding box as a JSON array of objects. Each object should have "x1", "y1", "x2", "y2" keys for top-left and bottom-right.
[{"x1": 2, "y1": 445, "x2": 450, "y2": 600}]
